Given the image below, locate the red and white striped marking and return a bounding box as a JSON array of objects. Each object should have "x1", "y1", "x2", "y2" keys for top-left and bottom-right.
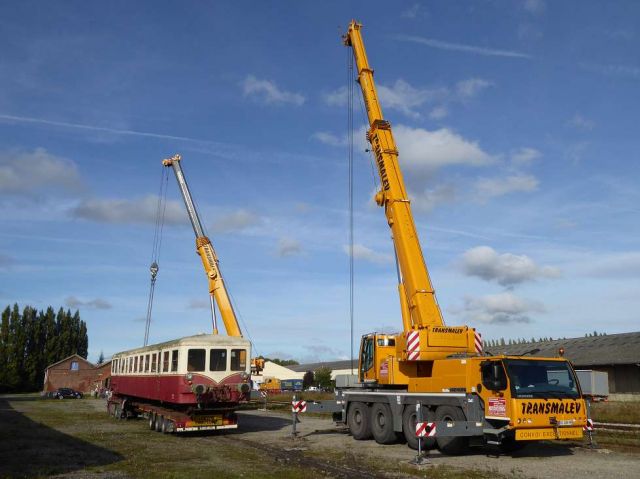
[
  {"x1": 291, "y1": 400, "x2": 307, "y2": 413},
  {"x1": 259, "y1": 390, "x2": 268, "y2": 398},
  {"x1": 415, "y1": 422, "x2": 436, "y2": 437},
  {"x1": 474, "y1": 330, "x2": 483, "y2": 354},
  {"x1": 407, "y1": 331, "x2": 420, "y2": 361},
  {"x1": 583, "y1": 418, "x2": 594, "y2": 431}
]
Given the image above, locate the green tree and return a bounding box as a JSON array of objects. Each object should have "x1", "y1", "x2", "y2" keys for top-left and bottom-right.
[
  {"x1": 314, "y1": 367, "x2": 333, "y2": 390},
  {"x1": 0, "y1": 306, "x2": 10, "y2": 390},
  {"x1": 97, "y1": 351, "x2": 105, "y2": 365},
  {"x1": 302, "y1": 370, "x2": 314, "y2": 389}
]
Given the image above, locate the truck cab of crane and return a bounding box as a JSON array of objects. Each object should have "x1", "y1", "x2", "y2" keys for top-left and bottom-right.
[{"x1": 476, "y1": 356, "x2": 586, "y2": 439}]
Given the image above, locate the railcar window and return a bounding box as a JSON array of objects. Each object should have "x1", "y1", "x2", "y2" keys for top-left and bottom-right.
[
  {"x1": 134, "y1": 356, "x2": 139, "y2": 373},
  {"x1": 171, "y1": 349, "x2": 178, "y2": 372},
  {"x1": 231, "y1": 349, "x2": 247, "y2": 371},
  {"x1": 144, "y1": 354, "x2": 150, "y2": 373},
  {"x1": 151, "y1": 353, "x2": 157, "y2": 372},
  {"x1": 209, "y1": 349, "x2": 227, "y2": 371},
  {"x1": 187, "y1": 349, "x2": 206, "y2": 372},
  {"x1": 163, "y1": 351, "x2": 169, "y2": 373}
]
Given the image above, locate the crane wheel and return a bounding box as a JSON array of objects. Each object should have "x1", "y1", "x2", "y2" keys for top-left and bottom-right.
[
  {"x1": 435, "y1": 405, "x2": 469, "y2": 455},
  {"x1": 347, "y1": 402, "x2": 372, "y2": 440},
  {"x1": 402, "y1": 405, "x2": 436, "y2": 450},
  {"x1": 370, "y1": 402, "x2": 398, "y2": 444}
]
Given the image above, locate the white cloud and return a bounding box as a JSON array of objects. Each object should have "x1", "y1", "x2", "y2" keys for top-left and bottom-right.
[
  {"x1": 395, "y1": 35, "x2": 531, "y2": 59},
  {"x1": 475, "y1": 174, "x2": 538, "y2": 199},
  {"x1": 455, "y1": 78, "x2": 493, "y2": 99},
  {"x1": 325, "y1": 80, "x2": 445, "y2": 118},
  {"x1": 523, "y1": 0, "x2": 546, "y2": 15},
  {"x1": 395, "y1": 125, "x2": 493, "y2": 173},
  {"x1": 241, "y1": 75, "x2": 305, "y2": 106},
  {"x1": 311, "y1": 131, "x2": 348, "y2": 147},
  {"x1": 410, "y1": 184, "x2": 456, "y2": 213},
  {"x1": 277, "y1": 237, "x2": 302, "y2": 257},
  {"x1": 429, "y1": 106, "x2": 448, "y2": 119},
  {"x1": 0, "y1": 148, "x2": 84, "y2": 197},
  {"x1": 377, "y1": 80, "x2": 445, "y2": 118},
  {"x1": 65, "y1": 296, "x2": 112, "y2": 310},
  {"x1": 343, "y1": 243, "x2": 393, "y2": 265},
  {"x1": 401, "y1": 3, "x2": 422, "y2": 19},
  {"x1": 210, "y1": 209, "x2": 262, "y2": 234},
  {"x1": 567, "y1": 114, "x2": 595, "y2": 130},
  {"x1": 461, "y1": 246, "x2": 560, "y2": 287},
  {"x1": 582, "y1": 251, "x2": 640, "y2": 278},
  {"x1": 323, "y1": 86, "x2": 348, "y2": 107},
  {"x1": 456, "y1": 292, "x2": 545, "y2": 324},
  {"x1": 510, "y1": 147, "x2": 541, "y2": 166},
  {"x1": 71, "y1": 195, "x2": 186, "y2": 224}
]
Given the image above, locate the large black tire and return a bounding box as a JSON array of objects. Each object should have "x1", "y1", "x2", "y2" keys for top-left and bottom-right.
[
  {"x1": 435, "y1": 405, "x2": 469, "y2": 455},
  {"x1": 155, "y1": 415, "x2": 164, "y2": 432},
  {"x1": 347, "y1": 402, "x2": 372, "y2": 440},
  {"x1": 371, "y1": 402, "x2": 398, "y2": 445},
  {"x1": 402, "y1": 405, "x2": 436, "y2": 450}
]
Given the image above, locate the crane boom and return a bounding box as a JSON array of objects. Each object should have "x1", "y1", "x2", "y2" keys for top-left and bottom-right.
[
  {"x1": 162, "y1": 154, "x2": 242, "y2": 337},
  {"x1": 344, "y1": 21, "x2": 443, "y2": 332}
]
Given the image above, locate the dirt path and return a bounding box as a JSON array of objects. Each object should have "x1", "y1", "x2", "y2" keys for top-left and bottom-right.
[{"x1": 233, "y1": 409, "x2": 640, "y2": 479}]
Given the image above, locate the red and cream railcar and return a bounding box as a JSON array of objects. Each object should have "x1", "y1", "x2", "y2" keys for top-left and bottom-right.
[{"x1": 110, "y1": 334, "x2": 252, "y2": 408}]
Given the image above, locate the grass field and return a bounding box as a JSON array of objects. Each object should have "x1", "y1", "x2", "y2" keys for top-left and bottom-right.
[
  {"x1": 590, "y1": 400, "x2": 640, "y2": 424},
  {"x1": 1, "y1": 394, "x2": 638, "y2": 478}
]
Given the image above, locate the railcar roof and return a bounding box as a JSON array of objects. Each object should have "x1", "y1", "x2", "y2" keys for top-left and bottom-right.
[{"x1": 113, "y1": 333, "x2": 250, "y2": 357}]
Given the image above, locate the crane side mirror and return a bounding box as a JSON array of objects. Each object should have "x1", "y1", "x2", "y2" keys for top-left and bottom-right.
[{"x1": 481, "y1": 361, "x2": 507, "y2": 392}]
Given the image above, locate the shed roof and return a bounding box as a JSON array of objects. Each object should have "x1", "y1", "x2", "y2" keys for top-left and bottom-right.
[
  {"x1": 290, "y1": 331, "x2": 640, "y2": 371},
  {"x1": 486, "y1": 331, "x2": 640, "y2": 366}
]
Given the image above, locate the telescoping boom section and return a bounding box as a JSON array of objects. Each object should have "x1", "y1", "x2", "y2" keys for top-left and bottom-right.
[
  {"x1": 162, "y1": 154, "x2": 242, "y2": 337},
  {"x1": 343, "y1": 21, "x2": 478, "y2": 370}
]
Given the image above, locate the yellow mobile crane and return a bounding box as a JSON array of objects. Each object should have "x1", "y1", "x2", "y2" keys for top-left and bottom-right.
[
  {"x1": 330, "y1": 21, "x2": 589, "y2": 454},
  {"x1": 163, "y1": 155, "x2": 263, "y2": 374}
]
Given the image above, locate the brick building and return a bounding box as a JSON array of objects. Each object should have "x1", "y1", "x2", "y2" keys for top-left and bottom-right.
[{"x1": 43, "y1": 354, "x2": 112, "y2": 394}]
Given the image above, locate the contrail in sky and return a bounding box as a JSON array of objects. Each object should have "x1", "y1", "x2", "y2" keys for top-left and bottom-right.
[
  {"x1": 395, "y1": 35, "x2": 532, "y2": 59},
  {"x1": 0, "y1": 113, "x2": 208, "y2": 143}
]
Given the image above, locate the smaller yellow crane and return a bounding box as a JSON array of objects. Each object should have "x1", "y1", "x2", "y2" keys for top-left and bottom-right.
[{"x1": 162, "y1": 154, "x2": 242, "y2": 337}]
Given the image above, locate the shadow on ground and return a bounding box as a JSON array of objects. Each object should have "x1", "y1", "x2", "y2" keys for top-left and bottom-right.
[{"x1": 0, "y1": 397, "x2": 123, "y2": 478}]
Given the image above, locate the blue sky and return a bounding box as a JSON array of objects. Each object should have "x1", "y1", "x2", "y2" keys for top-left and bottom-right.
[{"x1": 1, "y1": 1, "x2": 638, "y2": 363}]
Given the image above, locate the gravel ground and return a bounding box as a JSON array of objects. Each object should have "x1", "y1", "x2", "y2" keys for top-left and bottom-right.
[{"x1": 235, "y1": 408, "x2": 640, "y2": 479}]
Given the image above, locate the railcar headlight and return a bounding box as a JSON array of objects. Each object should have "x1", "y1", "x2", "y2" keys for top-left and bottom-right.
[
  {"x1": 193, "y1": 384, "x2": 206, "y2": 395},
  {"x1": 185, "y1": 373, "x2": 193, "y2": 382},
  {"x1": 240, "y1": 372, "x2": 250, "y2": 381}
]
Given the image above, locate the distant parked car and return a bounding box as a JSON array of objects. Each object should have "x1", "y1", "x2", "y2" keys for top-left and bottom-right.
[{"x1": 54, "y1": 388, "x2": 83, "y2": 399}]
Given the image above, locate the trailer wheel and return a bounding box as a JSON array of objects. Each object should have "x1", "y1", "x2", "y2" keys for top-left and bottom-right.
[
  {"x1": 161, "y1": 417, "x2": 171, "y2": 434},
  {"x1": 155, "y1": 415, "x2": 164, "y2": 432},
  {"x1": 402, "y1": 405, "x2": 436, "y2": 450},
  {"x1": 347, "y1": 402, "x2": 372, "y2": 440},
  {"x1": 149, "y1": 412, "x2": 156, "y2": 430},
  {"x1": 435, "y1": 405, "x2": 469, "y2": 455},
  {"x1": 371, "y1": 402, "x2": 398, "y2": 444}
]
